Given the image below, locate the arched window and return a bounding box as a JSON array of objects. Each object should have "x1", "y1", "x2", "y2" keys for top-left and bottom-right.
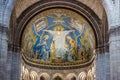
[
  {"x1": 71, "y1": 76, "x2": 76, "y2": 80},
  {"x1": 54, "y1": 76, "x2": 62, "y2": 80},
  {"x1": 30, "y1": 71, "x2": 38, "y2": 80},
  {"x1": 40, "y1": 76, "x2": 45, "y2": 80}
]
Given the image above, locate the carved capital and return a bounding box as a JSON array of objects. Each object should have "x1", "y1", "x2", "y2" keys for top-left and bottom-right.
[
  {"x1": 109, "y1": 26, "x2": 120, "y2": 35},
  {"x1": 8, "y1": 42, "x2": 20, "y2": 52},
  {"x1": 96, "y1": 42, "x2": 109, "y2": 53},
  {"x1": 0, "y1": 25, "x2": 8, "y2": 33}
]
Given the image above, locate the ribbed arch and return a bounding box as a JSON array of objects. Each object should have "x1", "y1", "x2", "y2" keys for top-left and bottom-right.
[
  {"x1": 39, "y1": 73, "x2": 50, "y2": 80},
  {"x1": 66, "y1": 73, "x2": 77, "y2": 80},
  {"x1": 87, "y1": 70, "x2": 94, "y2": 80},
  {"x1": 30, "y1": 71, "x2": 38, "y2": 80},
  {"x1": 52, "y1": 73, "x2": 63, "y2": 80},
  {"x1": 78, "y1": 72, "x2": 87, "y2": 80},
  {"x1": 23, "y1": 68, "x2": 29, "y2": 80}
]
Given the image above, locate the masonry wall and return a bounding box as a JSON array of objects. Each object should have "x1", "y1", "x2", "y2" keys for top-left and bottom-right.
[
  {"x1": 96, "y1": 26, "x2": 120, "y2": 80},
  {"x1": 0, "y1": 26, "x2": 21, "y2": 80},
  {"x1": 109, "y1": 27, "x2": 120, "y2": 80},
  {"x1": 0, "y1": 26, "x2": 8, "y2": 80},
  {"x1": 96, "y1": 52, "x2": 110, "y2": 80}
]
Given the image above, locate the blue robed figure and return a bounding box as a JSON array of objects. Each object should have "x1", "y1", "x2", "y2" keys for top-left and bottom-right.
[{"x1": 37, "y1": 35, "x2": 50, "y2": 61}]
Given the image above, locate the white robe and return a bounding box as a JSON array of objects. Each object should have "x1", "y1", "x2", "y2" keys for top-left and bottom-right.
[{"x1": 47, "y1": 30, "x2": 70, "y2": 58}]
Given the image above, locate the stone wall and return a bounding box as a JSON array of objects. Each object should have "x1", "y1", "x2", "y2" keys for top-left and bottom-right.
[
  {"x1": 96, "y1": 52, "x2": 110, "y2": 80},
  {"x1": 6, "y1": 51, "x2": 21, "y2": 80},
  {"x1": 77, "y1": 0, "x2": 104, "y2": 19},
  {"x1": 0, "y1": 26, "x2": 21, "y2": 80},
  {"x1": 0, "y1": 26, "x2": 8, "y2": 80},
  {"x1": 102, "y1": 0, "x2": 120, "y2": 27},
  {"x1": 15, "y1": 0, "x2": 39, "y2": 18},
  {"x1": 96, "y1": 26, "x2": 120, "y2": 80},
  {"x1": 0, "y1": 0, "x2": 15, "y2": 27},
  {"x1": 109, "y1": 26, "x2": 120, "y2": 80}
]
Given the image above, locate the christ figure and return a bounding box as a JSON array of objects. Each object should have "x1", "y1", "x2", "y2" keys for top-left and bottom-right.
[{"x1": 44, "y1": 30, "x2": 73, "y2": 58}]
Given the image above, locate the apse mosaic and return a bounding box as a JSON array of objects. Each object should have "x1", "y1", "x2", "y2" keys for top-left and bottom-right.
[{"x1": 21, "y1": 8, "x2": 95, "y2": 64}]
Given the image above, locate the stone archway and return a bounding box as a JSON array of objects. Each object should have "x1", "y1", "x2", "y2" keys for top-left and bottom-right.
[
  {"x1": 54, "y1": 76, "x2": 62, "y2": 80},
  {"x1": 23, "y1": 68, "x2": 29, "y2": 80},
  {"x1": 66, "y1": 73, "x2": 77, "y2": 80},
  {"x1": 40, "y1": 76, "x2": 45, "y2": 80},
  {"x1": 30, "y1": 71, "x2": 38, "y2": 80},
  {"x1": 39, "y1": 73, "x2": 50, "y2": 80},
  {"x1": 8, "y1": 1, "x2": 109, "y2": 80},
  {"x1": 52, "y1": 73, "x2": 64, "y2": 80},
  {"x1": 11, "y1": 0, "x2": 105, "y2": 50}
]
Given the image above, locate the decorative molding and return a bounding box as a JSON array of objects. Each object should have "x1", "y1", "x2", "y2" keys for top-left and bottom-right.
[
  {"x1": 15, "y1": 0, "x2": 103, "y2": 49},
  {"x1": 22, "y1": 53, "x2": 95, "y2": 70},
  {"x1": 0, "y1": 25, "x2": 8, "y2": 33},
  {"x1": 8, "y1": 42, "x2": 20, "y2": 52},
  {"x1": 109, "y1": 26, "x2": 120, "y2": 34},
  {"x1": 96, "y1": 44, "x2": 109, "y2": 53}
]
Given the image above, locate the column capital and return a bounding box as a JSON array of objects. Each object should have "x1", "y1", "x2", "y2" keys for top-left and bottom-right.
[
  {"x1": 8, "y1": 42, "x2": 20, "y2": 52},
  {"x1": 96, "y1": 42, "x2": 109, "y2": 53},
  {"x1": 109, "y1": 26, "x2": 120, "y2": 34},
  {"x1": 0, "y1": 25, "x2": 8, "y2": 32}
]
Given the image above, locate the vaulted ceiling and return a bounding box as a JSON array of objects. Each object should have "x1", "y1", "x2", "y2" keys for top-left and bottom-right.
[{"x1": 14, "y1": 0, "x2": 104, "y2": 19}]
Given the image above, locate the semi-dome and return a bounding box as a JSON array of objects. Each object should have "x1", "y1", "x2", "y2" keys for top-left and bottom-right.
[{"x1": 21, "y1": 8, "x2": 95, "y2": 65}]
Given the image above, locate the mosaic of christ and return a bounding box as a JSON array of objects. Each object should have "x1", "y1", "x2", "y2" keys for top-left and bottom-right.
[{"x1": 22, "y1": 9, "x2": 95, "y2": 63}]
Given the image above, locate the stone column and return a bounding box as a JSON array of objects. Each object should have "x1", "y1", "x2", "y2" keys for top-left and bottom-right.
[
  {"x1": 6, "y1": 42, "x2": 21, "y2": 80},
  {"x1": 0, "y1": 25, "x2": 8, "y2": 80},
  {"x1": 96, "y1": 47, "x2": 110, "y2": 80},
  {"x1": 109, "y1": 26, "x2": 120, "y2": 80}
]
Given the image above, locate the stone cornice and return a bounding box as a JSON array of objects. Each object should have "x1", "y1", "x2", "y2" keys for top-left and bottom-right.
[
  {"x1": 22, "y1": 53, "x2": 95, "y2": 70},
  {"x1": 0, "y1": 25, "x2": 8, "y2": 33},
  {"x1": 8, "y1": 42, "x2": 20, "y2": 52},
  {"x1": 109, "y1": 26, "x2": 120, "y2": 34}
]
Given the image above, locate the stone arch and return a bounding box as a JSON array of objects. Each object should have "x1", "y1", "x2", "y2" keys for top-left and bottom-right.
[
  {"x1": 23, "y1": 68, "x2": 29, "y2": 80},
  {"x1": 54, "y1": 76, "x2": 62, "y2": 80},
  {"x1": 52, "y1": 73, "x2": 64, "y2": 80},
  {"x1": 39, "y1": 73, "x2": 50, "y2": 80},
  {"x1": 40, "y1": 76, "x2": 45, "y2": 80},
  {"x1": 30, "y1": 71, "x2": 38, "y2": 80},
  {"x1": 12, "y1": 0, "x2": 105, "y2": 52},
  {"x1": 87, "y1": 70, "x2": 94, "y2": 80},
  {"x1": 66, "y1": 73, "x2": 77, "y2": 80},
  {"x1": 7, "y1": 0, "x2": 109, "y2": 79},
  {"x1": 78, "y1": 71, "x2": 87, "y2": 80}
]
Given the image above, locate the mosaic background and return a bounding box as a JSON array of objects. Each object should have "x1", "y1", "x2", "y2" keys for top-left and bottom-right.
[{"x1": 21, "y1": 8, "x2": 95, "y2": 64}]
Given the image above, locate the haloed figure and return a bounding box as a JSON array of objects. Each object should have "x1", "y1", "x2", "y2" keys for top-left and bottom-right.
[
  {"x1": 44, "y1": 26, "x2": 74, "y2": 59},
  {"x1": 66, "y1": 36, "x2": 77, "y2": 60},
  {"x1": 37, "y1": 35, "x2": 49, "y2": 61}
]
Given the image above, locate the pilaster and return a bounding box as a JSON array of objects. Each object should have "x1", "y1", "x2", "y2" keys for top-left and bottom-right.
[
  {"x1": 0, "y1": 25, "x2": 8, "y2": 80},
  {"x1": 6, "y1": 42, "x2": 21, "y2": 80},
  {"x1": 109, "y1": 26, "x2": 120, "y2": 80}
]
